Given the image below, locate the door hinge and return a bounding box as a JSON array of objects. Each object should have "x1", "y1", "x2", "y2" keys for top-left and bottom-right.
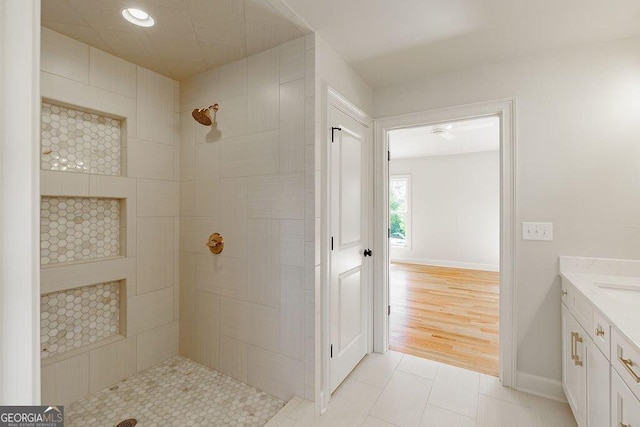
[
  {"x1": 330, "y1": 344, "x2": 333, "y2": 358},
  {"x1": 331, "y1": 127, "x2": 342, "y2": 142},
  {"x1": 388, "y1": 150, "x2": 390, "y2": 161},
  {"x1": 331, "y1": 236, "x2": 334, "y2": 251},
  {"x1": 388, "y1": 305, "x2": 391, "y2": 316},
  {"x1": 388, "y1": 228, "x2": 391, "y2": 238}
]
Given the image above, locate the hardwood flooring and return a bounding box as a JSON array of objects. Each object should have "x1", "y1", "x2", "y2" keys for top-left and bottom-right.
[{"x1": 389, "y1": 262, "x2": 500, "y2": 376}]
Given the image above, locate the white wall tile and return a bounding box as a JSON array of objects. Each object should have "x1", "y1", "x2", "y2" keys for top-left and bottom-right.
[
  {"x1": 40, "y1": 170, "x2": 90, "y2": 197},
  {"x1": 41, "y1": 27, "x2": 89, "y2": 84},
  {"x1": 214, "y1": 95, "x2": 248, "y2": 140},
  {"x1": 179, "y1": 251, "x2": 196, "y2": 324},
  {"x1": 247, "y1": 345, "x2": 304, "y2": 401},
  {"x1": 179, "y1": 216, "x2": 218, "y2": 254},
  {"x1": 41, "y1": 72, "x2": 137, "y2": 139},
  {"x1": 217, "y1": 58, "x2": 248, "y2": 99},
  {"x1": 218, "y1": 178, "x2": 247, "y2": 259},
  {"x1": 136, "y1": 321, "x2": 179, "y2": 372},
  {"x1": 194, "y1": 142, "x2": 220, "y2": 217},
  {"x1": 89, "y1": 337, "x2": 136, "y2": 393},
  {"x1": 219, "y1": 130, "x2": 279, "y2": 178},
  {"x1": 219, "y1": 297, "x2": 280, "y2": 353},
  {"x1": 137, "y1": 67, "x2": 174, "y2": 145},
  {"x1": 137, "y1": 179, "x2": 179, "y2": 217},
  {"x1": 128, "y1": 287, "x2": 174, "y2": 334},
  {"x1": 137, "y1": 217, "x2": 174, "y2": 294},
  {"x1": 280, "y1": 219, "x2": 304, "y2": 267},
  {"x1": 219, "y1": 335, "x2": 248, "y2": 383},
  {"x1": 279, "y1": 38, "x2": 305, "y2": 84},
  {"x1": 248, "y1": 173, "x2": 304, "y2": 219},
  {"x1": 179, "y1": 111, "x2": 195, "y2": 181},
  {"x1": 248, "y1": 47, "x2": 279, "y2": 132},
  {"x1": 279, "y1": 79, "x2": 305, "y2": 173},
  {"x1": 179, "y1": 320, "x2": 196, "y2": 360},
  {"x1": 279, "y1": 265, "x2": 304, "y2": 361},
  {"x1": 195, "y1": 254, "x2": 248, "y2": 299},
  {"x1": 128, "y1": 139, "x2": 174, "y2": 180},
  {"x1": 41, "y1": 353, "x2": 89, "y2": 406},
  {"x1": 40, "y1": 256, "x2": 136, "y2": 295},
  {"x1": 248, "y1": 219, "x2": 281, "y2": 307},
  {"x1": 194, "y1": 290, "x2": 219, "y2": 369},
  {"x1": 180, "y1": 181, "x2": 196, "y2": 216},
  {"x1": 89, "y1": 48, "x2": 136, "y2": 97}
]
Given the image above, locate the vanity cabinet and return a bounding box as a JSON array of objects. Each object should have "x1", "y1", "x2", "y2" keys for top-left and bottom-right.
[
  {"x1": 562, "y1": 281, "x2": 610, "y2": 427},
  {"x1": 562, "y1": 277, "x2": 640, "y2": 427}
]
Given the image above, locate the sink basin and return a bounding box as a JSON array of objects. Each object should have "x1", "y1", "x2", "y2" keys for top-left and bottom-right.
[{"x1": 595, "y1": 279, "x2": 640, "y2": 302}]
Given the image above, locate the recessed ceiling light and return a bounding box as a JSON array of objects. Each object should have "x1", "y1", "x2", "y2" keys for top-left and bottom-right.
[{"x1": 121, "y1": 8, "x2": 155, "y2": 27}]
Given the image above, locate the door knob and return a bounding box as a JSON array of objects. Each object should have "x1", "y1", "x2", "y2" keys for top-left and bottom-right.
[
  {"x1": 206, "y1": 233, "x2": 224, "y2": 254},
  {"x1": 364, "y1": 249, "x2": 372, "y2": 257}
]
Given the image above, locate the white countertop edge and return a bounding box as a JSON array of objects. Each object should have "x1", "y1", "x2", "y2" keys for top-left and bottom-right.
[{"x1": 560, "y1": 269, "x2": 640, "y2": 355}]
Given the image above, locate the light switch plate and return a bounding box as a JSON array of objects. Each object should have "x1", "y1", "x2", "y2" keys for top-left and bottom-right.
[{"x1": 522, "y1": 222, "x2": 553, "y2": 241}]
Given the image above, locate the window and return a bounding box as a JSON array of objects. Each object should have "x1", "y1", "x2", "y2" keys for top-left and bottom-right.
[{"x1": 389, "y1": 175, "x2": 410, "y2": 247}]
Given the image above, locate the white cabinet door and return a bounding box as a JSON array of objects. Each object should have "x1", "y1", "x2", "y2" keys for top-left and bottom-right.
[
  {"x1": 612, "y1": 369, "x2": 640, "y2": 427},
  {"x1": 586, "y1": 334, "x2": 609, "y2": 427},
  {"x1": 563, "y1": 304, "x2": 586, "y2": 426}
]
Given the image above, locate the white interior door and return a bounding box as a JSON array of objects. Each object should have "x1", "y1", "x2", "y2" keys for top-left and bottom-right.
[{"x1": 329, "y1": 105, "x2": 371, "y2": 393}]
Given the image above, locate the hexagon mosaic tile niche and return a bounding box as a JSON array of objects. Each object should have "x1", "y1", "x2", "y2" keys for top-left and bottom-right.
[
  {"x1": 41, "y1": 102, "x2": 122, "y2": 175},
  {"x1": 41, "y1": 197, "x2": 121, "y2": 265},
  {"x1": 41, "y1": 281, "x2": 120, "y2": 359}
]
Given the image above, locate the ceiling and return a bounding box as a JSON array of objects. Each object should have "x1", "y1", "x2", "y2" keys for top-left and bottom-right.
[
  {"x1": 283, "y1": 0, "x2": 640, "y2": 88},
  {"x1": 389, "y1": 116, "x2": 499, "y2": 159},
  {"x1": 41, "y1": 0, "x2": 309, "y2": 81}
]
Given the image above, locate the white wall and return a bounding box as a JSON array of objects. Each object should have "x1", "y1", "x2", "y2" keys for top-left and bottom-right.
[
  {"x1": 179, "y1": 35, "x2": 314, "y2": 402},
  {"x1": 390, "y1": 151, "x2": 500, "y2": 271},
  {"x1": 374, "y1": 35, "x2": 640, "y2": 397},
  {"x1": 38, "y1": 28, "x2": 180, "y2": 406},
  {"x1": 0, "y1": 0, "x2": 41, "y2": 405}
]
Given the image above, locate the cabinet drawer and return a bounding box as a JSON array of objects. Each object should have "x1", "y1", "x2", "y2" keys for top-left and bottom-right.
[
  {"x1": 611, "y1": 368, "x2": 640, "y2": 427},
  {"x1": 561, "y1": 277, "x2": 570, "y2": 305},
  {"x1": 593, "y1": 311, "x2": 611, "y2": 361},
  {"x1": 569, "y1": 286, "x2": 593, "y2": 334},
  {"x1": 612, "y1": 328, "x2": 640, "y2": 401}
]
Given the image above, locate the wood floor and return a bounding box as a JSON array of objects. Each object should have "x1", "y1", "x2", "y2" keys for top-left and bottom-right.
[{"x1": 389, "y1": 262, "x2": 500, "y2": 376}]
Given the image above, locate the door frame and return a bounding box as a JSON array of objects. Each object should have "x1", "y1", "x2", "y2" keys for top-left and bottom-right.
[
  {"x1": 320, "y1": 85, "x2": 373, "y2": 411},
  {"x1": 373, "y1": 98, "x2": 517, "y2": 388}
]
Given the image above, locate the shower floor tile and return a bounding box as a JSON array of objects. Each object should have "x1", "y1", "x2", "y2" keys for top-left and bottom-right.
[{"x1": 66, "y1": 355, "x2": 285, "y2": 427}]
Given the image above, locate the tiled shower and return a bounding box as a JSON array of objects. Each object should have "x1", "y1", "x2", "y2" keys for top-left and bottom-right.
[{"x1": 39, "y1": 22, "x2": 316, "y2": 425}]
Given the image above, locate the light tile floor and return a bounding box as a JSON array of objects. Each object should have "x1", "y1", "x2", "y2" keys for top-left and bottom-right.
[
  {"x1": 266, "y1": 351, "x2": 577, "y2": 427},
  {"x1": 66, "y1": 356, "x2": 284, "y2": 426}
]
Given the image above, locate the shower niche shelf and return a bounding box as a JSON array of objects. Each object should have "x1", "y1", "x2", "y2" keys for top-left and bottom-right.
[
  {"x1": 41, "y1": 196, "x2": 125, "y2": 266},
  {"x1": 41, "y1": 101, "x2": 124, "y2": 176},
  {"x1": 40, "y1": 280, "x2": 126, "y2": 360}
]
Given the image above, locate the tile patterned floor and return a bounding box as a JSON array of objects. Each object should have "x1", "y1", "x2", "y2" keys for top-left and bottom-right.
[
  {"x1": 66, "y1": 356, "x2": 284, "y2": 427},
  {"x1": 266, "y1": 351, "x2": 578, "y2": 427}
]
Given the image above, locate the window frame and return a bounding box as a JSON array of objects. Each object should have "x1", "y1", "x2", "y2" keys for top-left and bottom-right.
[{"x1": 389, "y1": 174, "x2": 411, "y2": 249}]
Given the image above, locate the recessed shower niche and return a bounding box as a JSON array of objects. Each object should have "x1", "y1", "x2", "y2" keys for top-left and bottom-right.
[
  {"x1": 41, "y1": 280, "x2": 123, "y2": 358},
  {"x1": 41, "y1": 101, "x2": 123, "y2": 176},
  {"x1": 40, "y1": 196, "x2": 123, "y2": 265}
]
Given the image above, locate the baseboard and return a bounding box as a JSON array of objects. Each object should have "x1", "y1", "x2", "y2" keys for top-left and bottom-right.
[
  {"x1": 516, "y1": 371, "x2": 567, "y2": 403},
  {"x1": 390, "y1": 256, "x2": 499, "y2": 272}
]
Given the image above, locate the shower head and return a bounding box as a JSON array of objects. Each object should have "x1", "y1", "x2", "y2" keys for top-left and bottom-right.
[{"x1": 192, "y1": 103, "x2": 219, "y2": 126}]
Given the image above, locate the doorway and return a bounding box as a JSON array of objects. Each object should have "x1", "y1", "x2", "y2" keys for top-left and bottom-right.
[
  {"x1": 387, "y1": 116, "x2": 500, "y2": 376},
  {"x1": 373, "y1": 99, "x2": 517, "y2": 387}
]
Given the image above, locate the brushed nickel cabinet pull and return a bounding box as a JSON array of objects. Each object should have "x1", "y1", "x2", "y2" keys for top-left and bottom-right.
[{"x1": 620, "y1": 356, "x2": 640, "y2": 383}]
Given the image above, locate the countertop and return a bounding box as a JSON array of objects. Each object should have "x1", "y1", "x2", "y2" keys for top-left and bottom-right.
[{"x1": 559, "y1": 256, "x2": 640, "y2": 354}]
